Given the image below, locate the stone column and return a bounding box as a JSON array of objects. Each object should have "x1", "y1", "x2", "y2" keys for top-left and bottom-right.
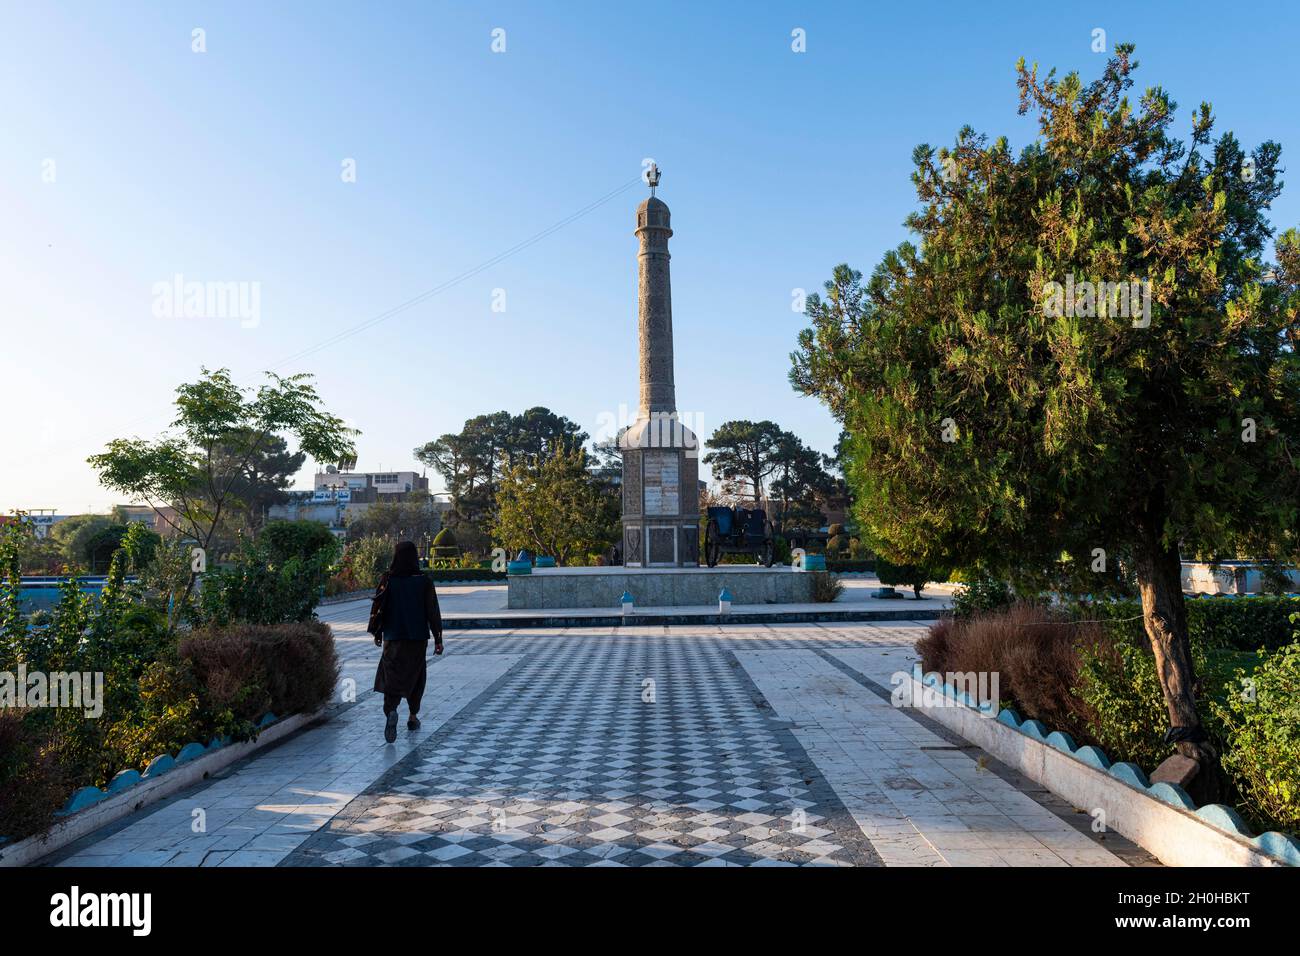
[
  {"x1": 636, "y1": 196, "x2": 675, "y2": 419},
  {"x1": 620, "y1": 172, "x2": 699, "y2": 568}
]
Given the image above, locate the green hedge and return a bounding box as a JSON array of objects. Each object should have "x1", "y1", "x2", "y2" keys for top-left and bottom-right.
[
  {"x1": 427, "y1": 568, "x2": 506, "y2": 583},
  {"x1": 826, "y1": 559, "x2": 875, "y2": 573},
  {"x1": 1080, "y1": 597, "x2": 1300, "y2": 652}
]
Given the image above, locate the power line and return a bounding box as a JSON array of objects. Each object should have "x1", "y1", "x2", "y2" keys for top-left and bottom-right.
[
  {"x1": 35, "y1": 174, "x2": 644, "y2": 473},
  {"x1": 266, "y1": 175, "x2": 643, "y2": 372}
]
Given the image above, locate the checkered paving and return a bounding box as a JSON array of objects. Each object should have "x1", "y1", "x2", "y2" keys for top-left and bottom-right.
[{"x1": 284, "y1": 631, "x2": 890, "y2": 866}]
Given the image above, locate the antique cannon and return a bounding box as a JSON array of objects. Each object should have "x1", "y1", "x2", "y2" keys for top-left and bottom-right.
[{"x1": 703, "y1": 506, "x2": 775, "y2": 568}]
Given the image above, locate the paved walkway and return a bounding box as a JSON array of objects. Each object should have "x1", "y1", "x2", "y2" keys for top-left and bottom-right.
[{"x1": 44, "y1": 602, "x2": 1154, "y2": 867}]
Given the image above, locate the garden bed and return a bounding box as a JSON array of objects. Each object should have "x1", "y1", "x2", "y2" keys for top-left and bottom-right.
[
  {"x1": 903, "y1": 672, "x2": 1299, "y2": 867},
  {"x1": 917, "y1": 600, "x2": 1300, "y2": 846}
]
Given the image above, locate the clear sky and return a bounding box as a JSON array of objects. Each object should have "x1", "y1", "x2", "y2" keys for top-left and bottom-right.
[{"x1": 2, "y1": 1, "x2": 1297, "y2": 513}]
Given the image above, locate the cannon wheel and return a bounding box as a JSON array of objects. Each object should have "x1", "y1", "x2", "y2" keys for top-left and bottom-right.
[
  {"x1": 704, "y1": 518, "x2": 722, "y2": 567},
  {"x1": 758, "y1": 520, "x2": 776, "y2": 567}
]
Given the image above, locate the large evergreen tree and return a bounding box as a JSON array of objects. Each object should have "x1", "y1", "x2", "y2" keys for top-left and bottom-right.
[{"x1": 791, "y1": 46, "x2": 1299, "y2": 798}]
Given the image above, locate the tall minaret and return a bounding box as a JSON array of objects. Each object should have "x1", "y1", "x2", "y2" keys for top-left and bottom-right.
[
  {"x1": 636, "y1": 163, "x2": 676, "y2": 419},
  {"x1": 619, "y1": 163, "x2": 699, "y2": 567}
]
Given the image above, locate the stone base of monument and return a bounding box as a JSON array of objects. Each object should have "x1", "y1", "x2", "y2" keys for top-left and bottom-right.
[{"x1": 507, "y1": 566, "x2": 814, "y2": 610}]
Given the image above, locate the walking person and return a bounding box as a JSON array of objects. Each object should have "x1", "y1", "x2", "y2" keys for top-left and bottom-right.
[{"x1": 368, "y1": 540, "x2": 443, "y2": 743}]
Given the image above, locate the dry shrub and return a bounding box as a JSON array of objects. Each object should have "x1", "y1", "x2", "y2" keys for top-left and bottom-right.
[
  {"x1": 180, "y1": 620, "x2": 339, "y2": 726},
  {"x1": 0, "y1": 712, "x2": 74, "y2": 842},
  {"x1": 918, "y1": 603, "x2": 1102, "y2": 741}
]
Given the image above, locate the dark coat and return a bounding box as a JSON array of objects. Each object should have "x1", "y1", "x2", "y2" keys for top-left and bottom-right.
[
  {"x1": 371, "y1": 572, "x2": 441, "y2": 701},
  {"x1": 370, "y1": 572, "x2": 442, "y2": 642}
]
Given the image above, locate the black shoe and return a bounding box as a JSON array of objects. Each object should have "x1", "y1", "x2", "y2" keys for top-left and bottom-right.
[
  {"x1": 407, "y1": 715, "x2": 421, "y2": 731},
  {"x1": 384, "y1": 711, "x2": 398, "y2": 743}
]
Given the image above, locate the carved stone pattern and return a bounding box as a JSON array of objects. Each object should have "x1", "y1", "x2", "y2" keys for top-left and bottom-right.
[
  {"x1": 680, "y1": 455, "x2": 699, "y2": 516},
  {"x1": 649, "y1": 528, "x2": 675, "y2": 564},
  {"x1": 625, "y1": 527, "x2": 642, "y2": 565},
  {"x1": 681, "y1": 527, "x2": 699, "y2": 565},
  {"x1": 622, "y1": 450, "x2": 642, "y2": 516},
  {"x1": 637, "y1": 234, "x2": 675, "y2": 416}
]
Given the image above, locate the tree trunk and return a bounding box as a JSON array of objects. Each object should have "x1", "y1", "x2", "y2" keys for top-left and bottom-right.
[{"x1": 1132, "y1": 509, "x2": 1221, "y2": 804}]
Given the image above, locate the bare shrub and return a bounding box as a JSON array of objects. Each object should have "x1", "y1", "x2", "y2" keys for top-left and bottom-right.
[{"x1": 917, "y1": 603, "x2": 1102, "y2": 741}]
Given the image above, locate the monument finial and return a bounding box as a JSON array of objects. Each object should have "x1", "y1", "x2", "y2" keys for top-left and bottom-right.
[{"x1": 645, "y1": 161, "x2": 661, "y2": 197}]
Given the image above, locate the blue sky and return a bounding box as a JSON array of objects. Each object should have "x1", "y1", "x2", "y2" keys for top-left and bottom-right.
[{"x1": 2, "y1": 1, "x2": 1297, "y2": 512}]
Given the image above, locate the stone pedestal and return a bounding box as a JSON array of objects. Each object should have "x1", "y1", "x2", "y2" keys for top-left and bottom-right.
[
  {"x1": 508, "y1": 566, "x2": 814, "y2": 609},
  {"x1": 621, "y1": 433, "x2": 698, "y2": 567}
]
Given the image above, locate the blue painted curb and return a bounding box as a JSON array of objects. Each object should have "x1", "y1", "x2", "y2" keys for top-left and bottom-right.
[
  {"x1": 1074, "y1": 746, "x2": 1111, "y2": 771},
  {"x1": 1107, "y1": 762, "x2": 1151, "y2": 789},
  {"x1": 1019, "y1": 719, "x2": 1048, "y2": 741},
  {"x1": 1148, "y1": 782, "x2": 1197, "y2": 810},
  {"x1": 1195, "y1": 804, "x2": 1252, "y2": 835},
  {"x1": 1252, "y1": 831, "x2": 1300, "y2": 865},
  {"x1": 1046, "y1": 731, "x2": 1077, "y2": 754},
  {"x1": 144, "y1": 754, "x2": 176, "y2": 778},
  {"x1": 59, "y1": 786, "x2": 109, "y2": 815},
  {"x1": 176, "y1": 743, "x2": 207, "y2": 764},
  {"x1": 107, "y1": 769, "x2": 142, "y2": 793}
]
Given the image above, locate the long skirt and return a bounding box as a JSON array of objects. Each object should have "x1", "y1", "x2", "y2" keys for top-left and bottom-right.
[{"x1": 374, "y1": 638, "x2": 428, "y2": 707}]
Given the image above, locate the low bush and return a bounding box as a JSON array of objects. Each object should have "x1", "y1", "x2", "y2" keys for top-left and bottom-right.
[
  {"x1": 181, "y1": 620, "x2": 339, "y2": 732},
  {"x1": 0, "y1": 712, "x2": 73, "y2": 842},
  {"x1": 1074, "y1": 639, "x2": 1181, "y2": 770},
  {"x1": 340, "y1": 535, "x2": 393, "y2": 591},
  {"x1": 1213, "y1": 639, "x2": 1300, "y2": 831},
  {"x1": 918, "y1": 603, "x2": 1097, "y2": 740},
  {"x1": 1080, "y1": 596, "x2": 1300, "y2": 652},
  {"x1": 100, "y1": 658, "x2": 206, "y2": 778},
  {"x1": 773, "y1": 535, "x2": 793, "y2": 566},
  {"x1": 198, "y1": 539, "x2": 332, "y2": 626},
  {"x1": 950, "y1": 574, "x2": 1014, "y2": 619},
  {"x1": 810, "y1": 572, "x2": 844, "y2": 603},
  {"x1": 826, "y1": 558, "x2": 875, "y2": 573},
  {"x1": 877, "y1": 558, "x2": 946, "y2": 598},
  {"x1": 924, "y1": 601, "x2": 1300, "y2": 836},
  {"x1": 259, "y1": 520, "x2": 341, "y2": 567},
  {"x1": 427, "y1": 568, "x2": 506, "y2": 583}
]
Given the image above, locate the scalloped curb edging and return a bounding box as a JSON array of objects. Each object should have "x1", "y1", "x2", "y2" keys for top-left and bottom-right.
[
  {"x1": 0, "y1": 708, "x2": 323, "y2": 868},
  {"x1": 909, "y1": 673, "x2": 1299, "y2": 867}
]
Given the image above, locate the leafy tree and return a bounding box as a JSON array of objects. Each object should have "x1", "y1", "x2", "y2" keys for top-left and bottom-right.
[
  {"x1": 414, "y1": 407, "x2": 587, "y2": 547},
  {"x1": 89, "y1": 367, "x2": 357, "y2": 604},
  {"x1": 492, "y1": 445, "x2": 618, "y2": 565},
  {"x1": 702, "y1": 420, "x2": 786, "y2": 504},
  {"x1": 343, "y1": 499, "x2": 442, "y2": 544},
  {"x1": 260, "y1": 519, "x2": 340, "y2": 566},
  {"x1": 768, "y1": 432, "x2": 836, "y2": 523},
  {"x1": 504, "y1": 407, "x2": 586, "y2": 467},
  {"x1": 51, "y1": 515, "x2": 116, "y2": 569},
  {"x1": 704, "y1": 421, "x2": 835, "y2": 520},
  {"x1": 790, "y1": 46, "x2": 1300, "y2": 797},
  {"x1": 212, "y1": 431, "x2": 307, "y2": 532}
]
